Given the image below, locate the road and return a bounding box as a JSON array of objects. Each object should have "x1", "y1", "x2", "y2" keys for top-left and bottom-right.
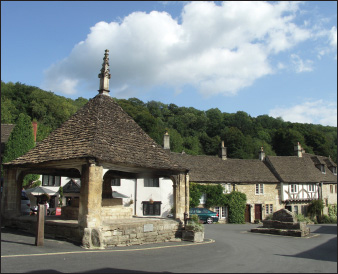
[{"x1": 1, "y1": 223, "x2": 337, "y2": 273}]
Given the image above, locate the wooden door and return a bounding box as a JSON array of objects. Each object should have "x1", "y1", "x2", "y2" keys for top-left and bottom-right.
[
  {"x1": 245, "y1": 204, "x2": 251, "y2": 223},
  {"x1": 254, "y1": 204, "x2": 262, "y2": 221}
]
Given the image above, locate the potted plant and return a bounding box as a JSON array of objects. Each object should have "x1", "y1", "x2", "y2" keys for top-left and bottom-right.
[{"x1": 182, "y1": 214, "x2": 204, "y2": 242}]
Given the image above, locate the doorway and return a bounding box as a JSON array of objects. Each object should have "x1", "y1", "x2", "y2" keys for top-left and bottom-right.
[
  {"x1": 254, "y1": 204, "x2": 262, "y2": 221},
  {"x1": 245, "y1": 204, "x2": 251, "y2": 223}
]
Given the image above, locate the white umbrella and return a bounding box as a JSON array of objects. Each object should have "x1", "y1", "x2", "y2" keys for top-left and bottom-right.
[
  {"x1": 25, "y1": 186, "x2": 56, "y2": 196},
  {"x1": 112, "y1": 191, "x2": 129, "y2": 198}
]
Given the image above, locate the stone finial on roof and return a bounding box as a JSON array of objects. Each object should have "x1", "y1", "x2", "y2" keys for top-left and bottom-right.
[{"x1": 98, "y1": 49, "x2": 111, "y2": 96}]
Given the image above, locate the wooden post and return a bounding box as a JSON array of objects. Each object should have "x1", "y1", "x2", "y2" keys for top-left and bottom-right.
[{"x1": 35, "y1": 204, "x2": 45, "y2": 246}]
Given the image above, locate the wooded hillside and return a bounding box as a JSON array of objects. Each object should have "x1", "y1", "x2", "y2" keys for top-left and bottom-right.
[{"x1": 2, "y1": 81, "x2": 337, "y2": 162}]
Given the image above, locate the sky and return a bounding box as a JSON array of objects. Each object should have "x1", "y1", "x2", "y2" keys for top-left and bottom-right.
[{"x1": 1, "y1": 1, "x2": 337, "y2": 126}]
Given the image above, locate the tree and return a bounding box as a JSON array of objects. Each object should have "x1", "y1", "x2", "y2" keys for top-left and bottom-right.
[
  {"x1": 3, "y1": 113, "x2": 35, "y2": 163},
  {"x1": 2, "y1": 113, "x2": 39, "y2": 187}
]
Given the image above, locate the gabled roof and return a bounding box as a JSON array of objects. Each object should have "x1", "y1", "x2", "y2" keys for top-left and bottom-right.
[
  {"x1": 5, "y1": 94, "x2": 186, "y2": 174},
  {"x1": 169, "y1": 152, "x2": 279, "y2": 183},
  {"x1": 63, "y1": 179, "x2": 81, "y2": 193},
  {"x1": 1, "y1": 124, "x2": 15, "y2": 143},
  {"x1": 266, "y1": 153, "x2": 337, "y2": 184}
]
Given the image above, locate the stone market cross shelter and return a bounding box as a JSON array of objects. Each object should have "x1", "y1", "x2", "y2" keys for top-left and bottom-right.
[{"x1": 1, "y1": 50, "x2": 189, "y2": 248}]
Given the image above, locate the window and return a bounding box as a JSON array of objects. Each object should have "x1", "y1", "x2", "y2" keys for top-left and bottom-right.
[
  {"x1": 143, "y1": 201, "x2": 161, "y2": 216},
  {"x1": 265, "y1": 204, "x2": 273, "y2": 214},
  {"x1": 199, "y1": 193, "x2": 206, "y2": 205},
  {"x1": 320, "y1": 165, "x2": 326, "y2": 174},
  {"x1": 335, "y1": 185, "x2": 337, "y2": 193},
  {"x1": 111, "y1": 178, "x2": 121, "y2": 186},
  {"x1": 331, "y1": 167, "x2": 337, "y2": 175},
  {"x1": 215, "y1": 206, "x2": 227, "y2": 218},
  {"x1": 330, "y1": 185, "x2": 333, "y2": 193},
  {"x1": 294, "y1": 205, "x2": 299, "y2": 215},
  {"x1": 308, "y1": 184, "x2": 315, "y2": 192},
  {"x1": 42, "y1": 175, "x2": 61, "y2": 186},
  {"x1": 144, "y1": 178, "x2": 159, "y2": 187},
  {"x1": 301, "y1": 205, "x2": 307, "y2": 216},
  {"x1": 255, "y1": 184, "x2": 264, "y2": 195},
  {"x1": 290, "y1": 184, "x2": 298, "y2": 193},
  {"x1": 223, "y1": 183, "x2": 232, "y2": 194}
]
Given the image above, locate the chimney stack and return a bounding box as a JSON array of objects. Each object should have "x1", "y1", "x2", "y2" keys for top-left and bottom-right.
[
  {"x1": 32, "y1": 121, "x2": 37, "y2": 144},
  {"x1": 163, "y1": 131, "x2": 170, "y2": 150},
  {"x1": 258, "y1": 147, "x2": 265, "y2": 161},
  {"x1": 294, "y1": 142, "x2": 303, "y2": 157},
  {"x1": 219, "y1": 141, "x2": 227, "y2": 160}
]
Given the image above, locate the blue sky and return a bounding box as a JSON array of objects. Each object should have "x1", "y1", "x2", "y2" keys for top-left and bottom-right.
[{"x1": 2, "y1": 1, "x2": 337, "y2": 126}]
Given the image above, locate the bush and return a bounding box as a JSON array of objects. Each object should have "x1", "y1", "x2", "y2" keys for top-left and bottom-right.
[
  {"x1": 319, "y1": 214, "x2": 337, "y2": 224},
  {"x1": 307, "y1": 199, "x2": 324, "y2": 218},
  {"x1": 186, "y1": 214, "x2": 204, "y2": 232},
  {"x1": 295, "y1": 214, "x2": 312, "y2": 224},
  {"x1": 265, "y1": 214, "x2": 273, "y2": 220},
  {"x1": 227, "y1": 191, "x2": 247, "y2": 224}
]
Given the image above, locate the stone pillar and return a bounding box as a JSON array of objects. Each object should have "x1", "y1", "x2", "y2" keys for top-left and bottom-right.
[
  {"x1": 78, "y1": 163, "x2": 103, "y2": 228},
  {"x1": 173, "y1": 172, "x2": 189, "y2": 223},
  {"x1": 1, "y1": 168, "x2": 22, "y2": 219}
]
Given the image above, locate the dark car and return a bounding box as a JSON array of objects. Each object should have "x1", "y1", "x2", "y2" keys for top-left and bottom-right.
[{"x1": 189, "y1": 207, "x2": 219, "y2": 224}]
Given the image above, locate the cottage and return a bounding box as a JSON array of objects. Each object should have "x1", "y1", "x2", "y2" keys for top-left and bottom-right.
[
  {"x1": 266, "y1": 143, "x2": 337, "y2": 216},
  {"x1": 1, "y1": 50, "x2": 189, "y2": 248},
  {"x1": 169, "y1": 140, "x2": 281, "y2": 223}
]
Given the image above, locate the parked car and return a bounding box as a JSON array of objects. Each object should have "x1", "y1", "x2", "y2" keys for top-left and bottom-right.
[
  {"x1": 21, "y1": 190, "x2": 31, "y2": 215},
  {"x1": 189, "y1": 207, "x2": 219, "y2": 224}
]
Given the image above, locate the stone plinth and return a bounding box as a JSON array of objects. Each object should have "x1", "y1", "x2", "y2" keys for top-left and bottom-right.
[
  {"x1": 251, "y1": 209, "x2": 310, "y2": 237},
  {"x1": 182, "y1": 230, "x2": 204, "y2": 242}
]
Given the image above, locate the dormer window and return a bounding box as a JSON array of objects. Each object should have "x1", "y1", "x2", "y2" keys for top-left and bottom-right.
[
  {"x1": 331, "y1": 166, "x2": 337, "y2": 175},
  {"x1": 320, "y1": 165, "x2": 326, "y2": 174}
]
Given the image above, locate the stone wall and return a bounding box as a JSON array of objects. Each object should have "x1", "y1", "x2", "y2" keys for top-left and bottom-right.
[
  {"x1": 3, "y1": 217, "x2": 83, "y2": 244},
  {"x1": 235, "y1": 183, "x2": 283, "y2": 221},
  {"x1": 101, "y1": 219, "x2": 182, "y2": 247},
  {"x1": 322, "y1": 183, "x2": 337, "y2": 215},
  {"x1": 101, "y1": 206, "x2": 133, "y2": 221}
]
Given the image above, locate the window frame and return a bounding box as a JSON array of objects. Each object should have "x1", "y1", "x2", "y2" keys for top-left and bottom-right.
[
  {"x1": 142, "y1": 201, "x2": 161, "y2": 216},
  {"x1": 255, "y1": 184, "x2": 264, "y2": 195},
  {"x1": 290, "y1": 184, "x2": 298, "y2": 193},
  {"x1": 42, "y1": 175, "x2": 61, "y2": 186},
  {"x1": 144, "y1": 178, "x2": 160, "y2": 188},
  {"x1": 111, "y1": 178, "x2": 121, "y2": 186},
  {"x1": 308, "y1": 184, "x2": 315, "y2": 192}
]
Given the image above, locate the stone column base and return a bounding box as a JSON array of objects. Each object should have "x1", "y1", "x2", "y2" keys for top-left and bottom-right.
[{"x1": 82, "y1": 227, "x2": 104, "y2": 249}]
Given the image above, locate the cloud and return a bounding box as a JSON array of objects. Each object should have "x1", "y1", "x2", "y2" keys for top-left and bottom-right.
[
  {"x1": 290, "y1": 54, "x2": 313, "y2": 73},
  {"x1": 269, "y1": 100, "x2": 337, "y2": 126},
  {"x1": 42, "y1": 1, "x2": 318, "y2": 97}
]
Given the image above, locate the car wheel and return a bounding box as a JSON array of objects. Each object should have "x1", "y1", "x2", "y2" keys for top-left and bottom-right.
[{"x1": 206, "y1": 217, "x2": 213, "y2": 224}]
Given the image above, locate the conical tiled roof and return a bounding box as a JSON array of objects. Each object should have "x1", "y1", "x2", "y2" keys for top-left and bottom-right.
[{"x1": 6, "y1": 94, "x2": 186, "y2": 173}]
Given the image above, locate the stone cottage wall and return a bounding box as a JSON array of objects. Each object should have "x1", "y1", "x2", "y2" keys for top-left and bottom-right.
[
  {"x1": 235, "y1": 183, "x2": 283, "y2": 221},
  {"x1": 322, "y1": 183, "x2": 337, "y2": 215}
]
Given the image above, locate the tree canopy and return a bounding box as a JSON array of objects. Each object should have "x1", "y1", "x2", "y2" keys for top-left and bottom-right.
[{"x1": 1, "y1": 81, "x2": 337, "y2": 163}]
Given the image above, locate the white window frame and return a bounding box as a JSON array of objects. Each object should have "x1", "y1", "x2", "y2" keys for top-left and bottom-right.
[
  {"x1": 290, "y1": 184, "x2": 298, "y2": 193},
  {"x1": 308, "y1": 184, "x2": 315, "y2": 192},
  {"x1": 199, "y1": 193, "x2": 206, "y2": 205},
  {"x1": 265, "y1": 204, "x2": 273, "y2": 214},
  {"x1": 255, "y1": 184, "x2": 264, "y2": 195}
]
